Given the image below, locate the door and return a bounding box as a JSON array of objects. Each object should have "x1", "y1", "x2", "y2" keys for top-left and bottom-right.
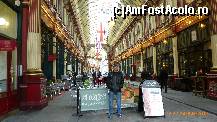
[{"x1": 0, "y1": 48, "x2": 18, "y2": 116}]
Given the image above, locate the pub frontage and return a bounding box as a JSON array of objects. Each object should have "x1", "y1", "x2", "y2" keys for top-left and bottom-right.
[
  {"x1": 1, "y1": 0, "x2": 217, "y2": 120},
  {"x1": 0, "y1": 0, "x2": 20, "y2": 116}
]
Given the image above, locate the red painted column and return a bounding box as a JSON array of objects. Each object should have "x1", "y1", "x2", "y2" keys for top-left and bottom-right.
[
  {"x1": 20, "y1": 0, "x2": 48, "y2": 110},
  {"x1": 21, "y1": 3, "x2": 28, "y2": 73}
]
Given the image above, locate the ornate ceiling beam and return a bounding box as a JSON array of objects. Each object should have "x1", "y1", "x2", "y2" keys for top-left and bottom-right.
[{"x1": 41, "y1": 0, "x2": 87, "y2": 62}]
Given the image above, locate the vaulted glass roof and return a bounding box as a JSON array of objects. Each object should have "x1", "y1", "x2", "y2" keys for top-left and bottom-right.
[
  {"x1": 71, "y1": 0, "x2": 144, "y2": 67},
  {"x1": 72, "y1": 0, "x2": 143, "y2": 45}
]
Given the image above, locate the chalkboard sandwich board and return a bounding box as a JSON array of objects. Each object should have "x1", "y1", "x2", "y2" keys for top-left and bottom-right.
[{"x1": 79, "y1": 88, "x2": 109, "y2": 111}]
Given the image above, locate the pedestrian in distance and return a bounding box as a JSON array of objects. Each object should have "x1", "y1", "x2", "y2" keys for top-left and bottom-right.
[
  {"x1": 92, "y1": 70, "x2": 96, "y2": 86},
  {"x1": 106, "y1": 62, "x2": 124, "y2": 119},
  {"x1": 159, "y1": 66, "x2": 168, "y2": 93},
  {"x1": 138, "y1": 68, "x2": 151, "y2": 112}
]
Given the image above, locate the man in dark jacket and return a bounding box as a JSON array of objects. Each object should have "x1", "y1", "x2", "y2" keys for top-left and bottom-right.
[
  {"x1": 141, "y1": 68, "x2": 151, "y2": 81},
  {"x1": 106, "y1": 63, "x2": 124, "y2": 119},
  {"x1": 159, "y1": 67, "x2": 168, "y2": 93},
  {"x1": 92, "y1": 70, "x2": 96, "y2": 86}
]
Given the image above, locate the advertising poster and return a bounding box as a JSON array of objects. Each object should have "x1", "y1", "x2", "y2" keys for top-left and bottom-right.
[{"x1": 120, "y1": 81, "x2": 140, "y2": 108}]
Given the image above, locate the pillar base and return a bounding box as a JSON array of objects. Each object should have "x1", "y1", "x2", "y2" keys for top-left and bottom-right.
[
  {"x1": 19, "y1": 70, "x2": 48, "y2": 110},
  {"x1": 206, "y1": 68, "x2": 217, "y2": 100}
]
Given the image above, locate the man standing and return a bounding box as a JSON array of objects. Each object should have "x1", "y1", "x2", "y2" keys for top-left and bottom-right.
[
  {"x1": 106, "y1": 63, "x2": 124, "y2": 119},
  {"x1": 92, "y1": 70, "x2": 96, "y2": 86},
  {"x1": 159, "y1": 66, "x2": 168, "y2": 93},
  {"x1": 138, "y1": 68, "x2": 151, "y2": 112}
]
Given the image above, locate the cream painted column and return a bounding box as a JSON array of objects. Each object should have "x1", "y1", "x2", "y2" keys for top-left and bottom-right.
[
  {"x1": 151, "y1": 16, "x2": 156, "y2": 30},
  {"x1": 64, "y1": 51, "x2": 67, "y2": 75},
  {"x1": 211, "y1": 35, "x2": 217, "y2": 70},
  {"x1": 209, "y1": 0, "x2": 217, "y2": 70},
  {"x1": 132, "y1": 56, "x2": 134, "y2": 74},
  {"x1": 53, "y1": 37, "x2": 56, "y2": 78},
  {"x1": 27, "y1": 0, "x2": 41, "y2": 72},
  {"x1": 153, "y1": 46, "x2": 157, "y2": 74},
  {"x1": 172, "y1": 36, "x2": 179, "y2": 76},
  {"x1": 140, "y1": 52, "x2": 143, "y2": 71}
]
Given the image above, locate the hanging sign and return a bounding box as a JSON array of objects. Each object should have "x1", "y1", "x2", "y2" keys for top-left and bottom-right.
[
  {"x1": 0, "y1": 40, "x2": 16, "y2": 51},
  {"x1": 48, "y1": 54, "x2": 57, "y2": 61}
]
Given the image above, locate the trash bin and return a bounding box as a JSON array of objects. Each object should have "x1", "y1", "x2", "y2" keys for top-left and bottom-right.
[{"x1": 141, "y1": 80, "x2": 165, "y2": 118}]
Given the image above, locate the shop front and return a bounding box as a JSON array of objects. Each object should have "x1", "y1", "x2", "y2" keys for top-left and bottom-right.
[
  {"x1": 0, "y1": 1, "x2": 18, "y2": 116},
  {"x1": 41, "y1": 22, "x2": 55, "y2": 81},
  {"x1": 177, "y1": 19, "x2": 211, "y2": 91}
]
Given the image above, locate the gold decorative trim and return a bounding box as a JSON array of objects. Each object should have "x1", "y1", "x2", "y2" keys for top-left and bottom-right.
[
  {"x1": 27, "y1": 68, "x2": 42, "y2": 73},
  {"x1": 41, "y1": 0, "x2": 85, "y2": 62},
  {"x1": 112, "y1": 15, "x2": 208, "y2": 61},
  {"x1": 0, "y1": 92, "x2": 7, "y2": 98},
  {"x1": 211, "y1": 68, "x2": 217, "y2": 72},
  {"x1": 26, "y1": 73, "x2": 44, "y2": 76},
  {"x1": 25, "y1": 69, "x2": 44, "y2": 76}
]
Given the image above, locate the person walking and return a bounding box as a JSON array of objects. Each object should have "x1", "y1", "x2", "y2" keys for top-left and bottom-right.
[
  {"x1": 159, "y1": 66, "x2": 168, "y2": 93},
  {"x1": 138, "y1": 68, "x2": 151, "y2": 112},
  {"x1": 106, "y1": 63, "x2": 124, "y2": 119}
]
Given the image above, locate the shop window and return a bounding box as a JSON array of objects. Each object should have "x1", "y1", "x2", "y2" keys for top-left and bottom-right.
[
  {"x1": 178, "y1": 30, "x2": 191, "y2": 49},
  {"x1": 197, "y1": 21, "x2": 210, "y2": 42},
  {"x1": 179, "y1": 52, "x2": 189, "y2": 77},
  {"x1": 0, "y1": 52, "x2": 7, "y2": 93},
  {"x1": 177, "y1": 19, "x2": 211, "y2": 77},
  {"x1": 156, "y1": 38, "x2": 173, "y2": 74}
]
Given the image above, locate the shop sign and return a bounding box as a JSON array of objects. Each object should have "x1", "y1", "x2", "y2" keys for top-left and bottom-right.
[
  {"x1": 48, "y1": 54, "x2": 57, "y2": 61},
  {"x1": 0, "y1": 40, "x2": 16, "y2": 51}
]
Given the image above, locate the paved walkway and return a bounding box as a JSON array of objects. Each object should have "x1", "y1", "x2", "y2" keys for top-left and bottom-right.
[
  {"x1": 162, "y1": 89, "x2": 217, "y2": 115},
  {"x1": 1, "y1": 89, "x2": 217, "y2": 122}
]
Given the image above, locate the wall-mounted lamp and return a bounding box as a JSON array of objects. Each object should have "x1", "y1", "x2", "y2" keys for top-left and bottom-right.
[
  {"x1": 15, "y1": 0, "x2": 31, "y2": 6},
  {"x1": 0, "y1": 18, "x2": 9, "y2": 26},
  {"x1": 163, "y1": 39, "x2": 167, "y2": 44},
  {"x1": 200, "y1": 23, "x2": 206, "y2": 28}
]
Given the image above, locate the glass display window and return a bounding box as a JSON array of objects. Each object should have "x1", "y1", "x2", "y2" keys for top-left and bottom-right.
[
  {"x1": 11, "y1": 48, "x2": 17, "y2": 90},
  {"x1": 0, "y1": 51, "x2": 7, "y2": 93}
]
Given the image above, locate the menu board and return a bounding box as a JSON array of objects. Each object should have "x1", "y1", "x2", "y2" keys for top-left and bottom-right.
[
  {"x1": 0, "y1": 51, "x2": 7, "y2": 92},
  {"x1": 80, "y1": 88, "x2": 109, "y2": 111},
  {"x1": 142, "y1": 88, "x2": 164, "y2": 117}
]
